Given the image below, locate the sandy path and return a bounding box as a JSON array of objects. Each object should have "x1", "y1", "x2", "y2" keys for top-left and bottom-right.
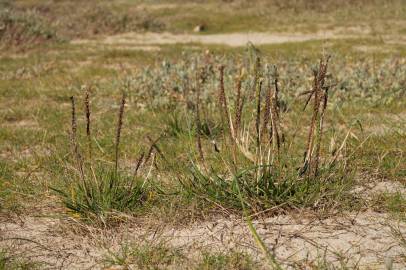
[
  {"x1": 73, "y1": 31, "x2": 360, "y2": 48},
  {"x1": 71, "y1": 23, "x2": 380, "y2": 49},
  {"x1": 72, "y1": 29, "x2": 406, "y2": 51}
]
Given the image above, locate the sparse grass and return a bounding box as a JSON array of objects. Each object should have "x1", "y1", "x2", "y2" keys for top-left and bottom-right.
[
  {"x1": 198, "y1": 251, "x2": 258, "y2": 270},
  {"x1": 0, "y1": 249, "x2": 40, "y2": 270},
  {"x1": 184, "y1": 164, "x2": 355, "y2": 214},
  {"x1": 356, "y1": 134, "x2": 406, "y2": 183},
  {"x1": 104, "y1": 242, "x2": 259, "y2": 270},
  {"x1": 2, "y1": 0, "x2": 406, "y2": 51},
  {"x1": 104, "y1": 242, "x2": 185, "y2": 269},
  {"x1": 371, "y1": 192, "x2": 406, "y2": 221},
  {"x1": 145, "y1": 0, "x2": 406, "y2": 34},
  {"x1": 0, "y1": 0, "x2": 164, "y2": 50},
  {"x1": 0, "y1": 7, "x2": 56, "y2": 50}
]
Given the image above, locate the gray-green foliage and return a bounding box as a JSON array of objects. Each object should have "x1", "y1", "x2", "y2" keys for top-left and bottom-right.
[
  {"x1": 125, "y1": 54, "x2": 405, "y2": 110},
  {"x1": 0, "y1": 8, "x2": 56, "y2": 48}
]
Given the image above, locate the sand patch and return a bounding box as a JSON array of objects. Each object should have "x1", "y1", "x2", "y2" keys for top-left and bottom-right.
[
  {"x1": 1, "y1": 210, "x2": 405, "y2": 269},
  {"x1": 353, "y1": 178, "x2": 406, "y2": 199}
]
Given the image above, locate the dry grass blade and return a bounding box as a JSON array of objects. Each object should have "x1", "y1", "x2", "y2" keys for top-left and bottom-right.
[
  {"x1": 261, "y1": 68, "x2": 271, "y2": 142},
  {"x1": 249, "y1": 55, "x2": 261, "y2": 101},
  {"x1": 270, "y1": 79, "x2": 281, "y2": 160},
  {"x1": 147, "y1": 135, "x2": 166, "y2": 161},
  {"x1": 144, "y1": 134, "x2": 164, "y2": 166},
  {"x1": 84, "y1": 87, "x2": 92, "y2": 159},
  {"x1": 115, "y1": 93, "x2": 126, "y2": 174},
  {"x1": 217, "y1": 65, "x2": 234, "y2": 138},
  {"x1": 218, "y1": 65, "x2": 226, "y2": 124},
  {"x1": 255, "y1": 79, "x2": 263, "y2": 148},
  {"x1": 133, "y1": 151, "x2": 145, "y2": 177},
  {"x1": 195, "y1": 67, "x2": 205, "y2": 164},
  {"x1": 70, "y1": 96, "x2": 77, "y2": 142}
]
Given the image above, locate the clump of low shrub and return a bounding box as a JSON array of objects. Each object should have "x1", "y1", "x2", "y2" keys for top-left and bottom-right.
[{"x1": 0, "y1": 8, "x2": 56, "y2": 49}]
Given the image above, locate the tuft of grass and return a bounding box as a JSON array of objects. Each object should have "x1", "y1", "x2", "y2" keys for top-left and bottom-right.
[
  {"x1": 52, "y1": 93, "x2": 155, "y2": 225},
  {"x1": 179, "y1": 54, "x2": 356, "y2": 215},
  {"x1": 197, "y1": 251, "x2": 257, "y2": 270},
  {"x1": 184, "y1": 163, "x2": 354, "y2": 214},
  {"x1": 104, "y1": 242, "x2": 259, "y2": 270},
  {"x1": 104, "y1": 242, "x2": 185, "y2": 269},
  {"x1": 53, "y1": 163, "x2": 147, "y2": 223}
]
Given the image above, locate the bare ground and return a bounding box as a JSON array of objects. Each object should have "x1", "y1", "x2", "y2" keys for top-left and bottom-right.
[{"x1": 2, "y1": 179, "x2": 406, "y2": 269}]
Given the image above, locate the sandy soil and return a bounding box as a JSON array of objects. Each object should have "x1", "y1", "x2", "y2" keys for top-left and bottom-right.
[{"x1": 1, "y1": 208, "x2": 405, "y2": 269}]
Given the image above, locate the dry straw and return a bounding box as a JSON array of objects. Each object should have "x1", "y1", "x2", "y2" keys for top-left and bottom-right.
[{"x1": 195, "y1": 67, "x2": 205, "y2": 164}]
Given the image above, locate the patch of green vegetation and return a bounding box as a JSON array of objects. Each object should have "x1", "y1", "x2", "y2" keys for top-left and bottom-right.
[
  {"x1": 148, "y1": 0, "x2": 406, "y2": 34},
  {"x1": 0, "y1": 161, "x2": 16, "y2": 212},
  {"x1": 183, "y1": 164, "x2": 356, "y2": 214},
  {"x1": 355, "y1": 134, "x2": 406, "y2": 183},
  {"x1": 0, "y1": 249, "x2": 40, "y2": 270},
  {"x1": 1, "y1": 0, "x2": 164, "y2": 50},
  {"x1": 197, "y1": 251, "x2": 258, "y2": 270},
  {"x1": 104, "y1": 242, "x2": 259, "y2": 270},
  {"x1": 50, "y1": 94, "x2": 155, "y2": 224},
  {"x1": 104, "y1": 243, "x2": 185, "y2": 269},
  {"x1": 2, "y1": 41, "x2": 397, "y2": 222},
  {"x1": 372, "y1": 192, "x2": 406, "y2": 221},
  {"x1": 0, "y1": 7, "x2": 57, "y2": 50}
]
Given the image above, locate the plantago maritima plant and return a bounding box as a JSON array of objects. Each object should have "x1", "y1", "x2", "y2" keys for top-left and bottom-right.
[
  {"x1": 182, "y1": 53, "x2": 352, "y2": 214},
  {"x1": 53, "y1": 92, "x2": 155, "y2": 225}
]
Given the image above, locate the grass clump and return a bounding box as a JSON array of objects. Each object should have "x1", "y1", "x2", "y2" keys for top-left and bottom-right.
[
  {"x1": 186, "y1": 165, "x2": 352, "y2": 213},
  {"x1": 104, "y1": 243, "x2": 185, "y2": 269},
  {"x1": 180, "y1": 52, "x2": 355, "y2": 214},
  {"x1": 104, "y1": 242, "x2": 258, "y2": 270},
  {"x1": 198, "y1": 251, "x2": 257, "y2": 270},
  {"x1": 52, "y1": 91, "x2": 156, "y2": 224}
]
